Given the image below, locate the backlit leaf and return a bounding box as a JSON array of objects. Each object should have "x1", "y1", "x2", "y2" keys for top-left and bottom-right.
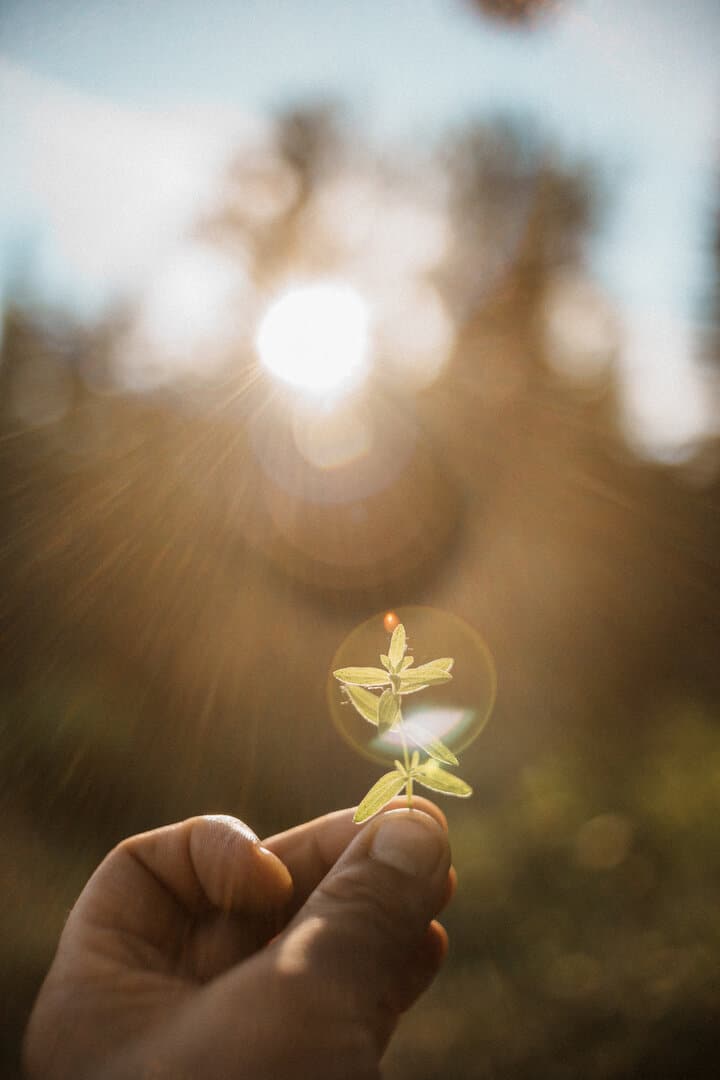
[
  {"x1": 413, "y1": 761, "x2": 472, "y2": 797},
  {"x1": 333, "y1": 666, "x2": 391, "y2": 688},
  {"x1": 396, "y1": 682, "x2": 430, "y2": 695},
  {"x1": 406, "y1": 724, "x2": 459, "y2": 766},
  {"x1": 402, "y1": 662, "x2": 453, "y2": 683},
  {"x1": 398, "y1": 663, "x2": 453, "y2": 692},
  {"x1": 380, "y1": 654, "x2": 391, "y2": 671},
  {"x1": 430, "y1": 657, "x2": 454, "y2": 672},
  {"x1": 353, "y1": 771, "x2": 407, "y2": 823},
  {"x1": 388, "y1": 623, "x2": 407, "y2": 670},
  {"x1": 400, "y1": 657, "x2": 414, "y2": 671},
  {"x1": 342, "y1": 684, "x2": 380, "y2": 725},
  {"x1": 378, "y1": 689, "x2": 401, "y2": 734}
]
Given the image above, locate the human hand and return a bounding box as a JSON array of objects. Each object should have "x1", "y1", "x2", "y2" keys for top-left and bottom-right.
[{"x1": 24, "y1": 799, "x2": 454, "y2": 1079}]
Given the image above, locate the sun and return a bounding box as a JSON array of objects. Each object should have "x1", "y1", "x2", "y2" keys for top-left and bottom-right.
[{"x1": 255, "y1": 281, "x2": 371, "y2": 395}]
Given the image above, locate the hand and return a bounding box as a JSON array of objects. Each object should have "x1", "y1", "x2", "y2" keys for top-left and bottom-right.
[{"x1": 24, "y1": 799, "x2": 454, "y2": 1079}]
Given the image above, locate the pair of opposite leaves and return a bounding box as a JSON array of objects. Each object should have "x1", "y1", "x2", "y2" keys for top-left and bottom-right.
[{"x1": 333, "y1": 622, "x2": 472, "y2": 822}]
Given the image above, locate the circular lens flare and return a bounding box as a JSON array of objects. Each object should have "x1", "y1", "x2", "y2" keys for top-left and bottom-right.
[
  {"x1": 256, "y1": 281, "x2": 370, "y2": 395},
  {"x1": 328, "y1": 606, "x2": 496, "y2": 765}
]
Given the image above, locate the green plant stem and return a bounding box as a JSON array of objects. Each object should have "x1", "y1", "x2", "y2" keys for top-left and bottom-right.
[{"x1": 399, "y1": 717, "x2": 413, "y2": 809}]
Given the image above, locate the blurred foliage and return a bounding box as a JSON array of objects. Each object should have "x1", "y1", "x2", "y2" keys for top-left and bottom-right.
[
  {"x1": 1, "y1": 104, "x2": 720, "y2": 1078},
  {"x1": 386, "y1": 707, "x2": 720, "y2": 1079},
  {"x1": 465, "y1": 0, "x2": 565, "y2": 27}
]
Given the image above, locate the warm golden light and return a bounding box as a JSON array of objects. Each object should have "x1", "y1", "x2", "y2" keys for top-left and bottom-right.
[{"x1": 256, "y1": 282, "x2": 370, "y2": 395}]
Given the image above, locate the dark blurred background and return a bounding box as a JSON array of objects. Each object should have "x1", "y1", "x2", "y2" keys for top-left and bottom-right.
[{"x1": 2, "y1": 1, "x2": 720, "y2": 1076}]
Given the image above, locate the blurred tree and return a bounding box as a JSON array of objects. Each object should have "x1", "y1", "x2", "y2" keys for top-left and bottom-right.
[
  {"x1": 2, "y1": 109, "x2": 720, "y2": 1079},
  {"x1": 464, "y1": 0, "x2": 565, "y2": 27},
  {"x1": 708, "y1": 182, "x2": 720, "y2": 369}
]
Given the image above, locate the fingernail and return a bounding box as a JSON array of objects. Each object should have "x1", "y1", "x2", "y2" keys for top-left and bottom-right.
[
  {"x1": 206, "y1": 815, "x2": 259, "y2": 843},
  {"x1": 369, "y1": 812, "x2": 445, "y2": 877}
]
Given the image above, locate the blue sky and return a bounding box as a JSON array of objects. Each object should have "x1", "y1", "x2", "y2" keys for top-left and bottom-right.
[{"x1": 1, "y1": 0, "x2": 718, "y2": 456}]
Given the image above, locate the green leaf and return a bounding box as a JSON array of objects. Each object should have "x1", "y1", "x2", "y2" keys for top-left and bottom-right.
[
  {"x1": 380, "y1": 654, "x2": 391, "y2": 671},
  {"x1": 404, "y1": 661, "x2": 454, "y2": 683},
  {"x1": 333, "y1": 666, "x2": 391, "y2": 688},
  {"x1": 398, "y1": 663, "x2": 453, "y2": 692},
  {"x1": 395, "y1": 681, "x2": 430, "y2": 696},
  {"x1": 413, "y1": 761, "x2": 472, "y2": 798},
  {"x1": 430, "y1": 657, "x2": 454, "y2": 672},
  {"x1": 411, "y1": 749, "x2": 420, "y2": 769},
  {"x1": 388, "y1": 623, "x2": 407, "y2": 670},
  {"x1": 394, "y1": 758, "x2": 409, "y2": 777},
  {"x1": 406, "y1": 723, "x2": 459, "y2": 766},
  {"x1": 353, "y1": 771, "x2": 407, "y2": 823},
  {"x1": 378, "y1": 689, "x2": 401, "y2": 734},
  {"x1": 342, "y1": 684, "x2": 380, "y2": 726},
  {"x1": 400, "y1": 657, "x2": 414, "y2": 671}
]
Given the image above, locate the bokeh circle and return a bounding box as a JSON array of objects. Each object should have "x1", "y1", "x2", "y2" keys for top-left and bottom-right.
[{"x1": 328, "y1": 606, "x2": 496, "y2": 766}]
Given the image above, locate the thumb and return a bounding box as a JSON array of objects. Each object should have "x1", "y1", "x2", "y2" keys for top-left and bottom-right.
[{"x1": 269, "y1": 808, "x2": 452, "y2": 1042}]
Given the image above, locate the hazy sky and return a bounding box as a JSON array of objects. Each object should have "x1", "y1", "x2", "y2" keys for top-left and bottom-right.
[{"x1": 1, "y1": 0, "x2": 718, "y2": 456}]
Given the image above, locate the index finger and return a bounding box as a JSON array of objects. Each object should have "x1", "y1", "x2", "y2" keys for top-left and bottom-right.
[{"x1": 263, "y1": 797, "x2": 448, "y2": 916}]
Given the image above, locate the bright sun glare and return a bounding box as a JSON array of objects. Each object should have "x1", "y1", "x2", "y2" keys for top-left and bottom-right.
[{"x1": 256, "y1": 282, "x2": 370, "y2": 394}]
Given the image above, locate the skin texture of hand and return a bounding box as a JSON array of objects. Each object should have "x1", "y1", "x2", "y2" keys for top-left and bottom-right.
[{"x1": 23, "y1": 798, "x2": 455, "y2": 1080}]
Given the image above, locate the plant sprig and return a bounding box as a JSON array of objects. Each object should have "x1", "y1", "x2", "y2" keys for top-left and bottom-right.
[{"x1": 333, "y1": 621, "x2": 473, "y2": 822}]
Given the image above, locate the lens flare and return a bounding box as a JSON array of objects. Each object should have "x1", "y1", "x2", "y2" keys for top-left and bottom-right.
[
  {"x1": 328, "y1": 606, "x2": 496, "y2": 765},
  {"x1": 255, "y1": 281, "x2": 370, "y2": 395}
]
